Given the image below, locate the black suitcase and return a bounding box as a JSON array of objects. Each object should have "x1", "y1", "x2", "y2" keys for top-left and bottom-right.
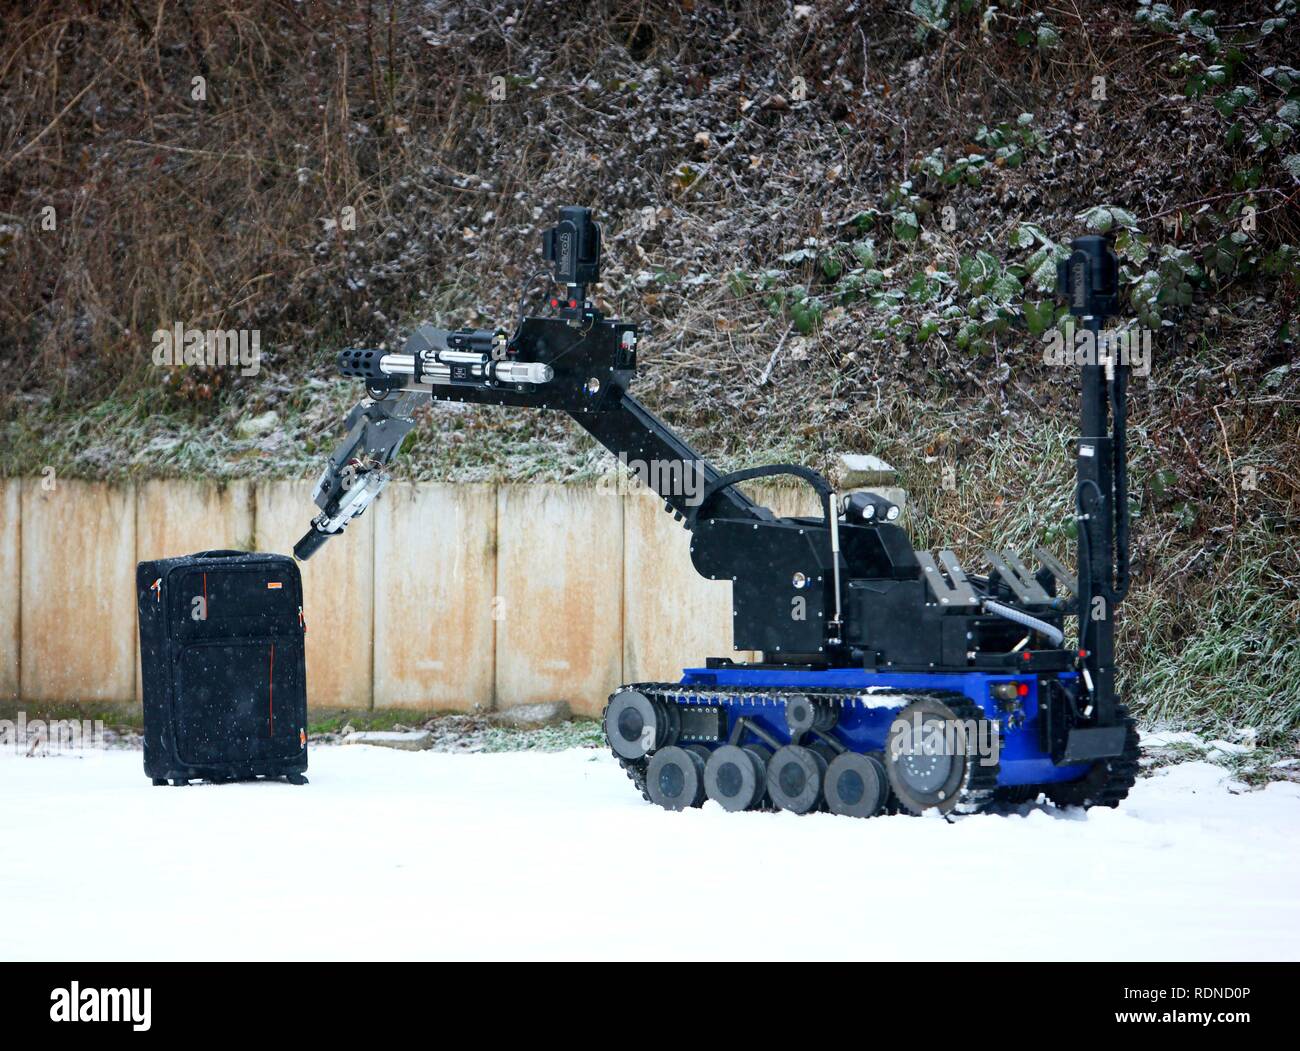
[{"x1": 137, "y1": 550, "x2": 309, "y2": 785}]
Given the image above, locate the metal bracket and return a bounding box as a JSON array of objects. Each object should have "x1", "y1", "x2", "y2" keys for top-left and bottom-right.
[
  {"x1": 916, "y1": 550, "x2": 979, "y2": 607},
  {"x1": 1062, "y1": 725, "x2": 1128, "y2": 763},
  {"x1": 985, "y1": 549, "x2": 1051, "y2": 604},
  {"x1": 1034, "y1": 545, "x2": 1078, "y2": 598}
]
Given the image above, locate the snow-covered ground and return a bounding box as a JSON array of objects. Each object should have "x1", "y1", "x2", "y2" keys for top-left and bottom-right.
[{"x1": 1, "y1": 746, "x2": 1297, "y2": 961}]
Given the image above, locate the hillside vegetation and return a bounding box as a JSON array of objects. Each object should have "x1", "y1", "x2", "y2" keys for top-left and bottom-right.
[{"x1": 1, "y1": 1, "x2": 1297, "y2": 751}]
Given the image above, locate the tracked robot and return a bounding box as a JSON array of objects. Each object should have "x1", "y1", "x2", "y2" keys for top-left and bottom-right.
[{"x1": 296, "y1": 206, "x2": 1138, "y2": 817}]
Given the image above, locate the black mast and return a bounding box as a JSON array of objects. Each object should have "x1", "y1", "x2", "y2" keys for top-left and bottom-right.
[{"x1": 1059, "y1": 236, "x2": 1127, "y2": 723}]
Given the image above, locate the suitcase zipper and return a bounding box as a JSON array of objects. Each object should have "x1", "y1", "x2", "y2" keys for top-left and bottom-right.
[{"x1": 268, "y1": 642, "x2": 275, "y2": 739}]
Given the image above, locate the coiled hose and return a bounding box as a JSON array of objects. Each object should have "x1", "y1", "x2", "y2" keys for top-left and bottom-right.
[{"x1": 982, "y1": 598, "x2": 1065, "y2": 648}]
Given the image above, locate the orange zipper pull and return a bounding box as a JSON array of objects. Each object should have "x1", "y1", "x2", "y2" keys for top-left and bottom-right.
[
  {"x1": 298, "y1": 605, "x2": 306, "y2": 632},
  {"x1": 150, "y1": 578, "x2": 162, "y2": 602}
]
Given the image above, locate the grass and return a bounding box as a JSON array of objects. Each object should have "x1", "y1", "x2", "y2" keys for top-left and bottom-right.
[
  {"x1": 469, "y1": 721, "x2": 606, "y2": 753},
  {"x1": 307, "y1": 710, "x2": 607, "y2": 754},
  {"x1": 0, "y1": 700, "x2": 143, "y2": 731},
  {"x1": 305, "y1": 709, "x2": 437, "y2": 735},
  {"x1": 1125, "y1": 526, "x2": 1300, "y2": 744}
]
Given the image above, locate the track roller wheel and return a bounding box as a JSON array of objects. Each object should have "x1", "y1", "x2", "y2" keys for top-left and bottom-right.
[
  {"x1": 766, "y1": 744, "x2": 827, "y2": 814},
  {"x1": 883, "y1": 696, "x2": 996, "y2": 815},
  {"x1": 704, "y1": 744, "x2": 767, "y2": 812},
  {"x1": 646, "y1": 745, "x2": 707, "y2": 811},
  {"x1": 784, "y1": 694, "x2": 838, "y2": 738},
  {"x1": 824, "y1": 752, "x2": 888, "y2": 818},
  {"x1": 604, "y1": 689, "x2": 678, "y2": 761}
]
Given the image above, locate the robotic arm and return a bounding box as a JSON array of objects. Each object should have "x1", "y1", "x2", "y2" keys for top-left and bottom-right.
[
  {"x1": 292, "y1": 391, "x2": 422, "y2": 560},
  {"x1": 294, "y1": 205, "x2": 775, "y2": 562}
]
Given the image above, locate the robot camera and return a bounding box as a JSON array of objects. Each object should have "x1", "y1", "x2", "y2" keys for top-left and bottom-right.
[{"x1": 541, "y1": 206, "x2": 602, "y2": 320}]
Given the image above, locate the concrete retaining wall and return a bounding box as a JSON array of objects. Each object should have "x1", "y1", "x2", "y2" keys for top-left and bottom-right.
[
  {"x1": 0, "y1": 479, "x2": 19, "y2": 701},
  {"x1": 372, "y1": 482, "x2": 497, "y2": 712},
  {"x1": 20, "y1": 479, "x2": 136, "y2": 703},
  {"x1": 0, "y1": 477, "x2": 815, "y2": 716}
]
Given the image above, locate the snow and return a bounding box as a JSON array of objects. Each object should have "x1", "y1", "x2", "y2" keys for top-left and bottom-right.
[
  {"x1": 1141, "y1": 729, "x2": 1207, "y2": 749},
  {"x1": 1, "y1": 747, "x2": 1297, "y2": 961},
  {"x1": 1205, "y1": 738, "x2": 1253, "y2": 758},
  {"x1": 1141, "y1": 728, "x2": 1261, "y2": 758},
  {"x1": 341, "y1": 730, "x2": 433, "y2": 748}
]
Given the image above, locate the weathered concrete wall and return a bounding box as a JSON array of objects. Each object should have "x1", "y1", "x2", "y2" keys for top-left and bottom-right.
[
  {"x1": 21, "y1": 479, "x2": 136, "y2": 703},
  {"x1": 373, "y1": 482, "x2": 497, "y2": 711},
  {"x1": 136, "y1": 479, "x2": 253, "y2": 562},
  {"x1": 622, "y1": 487, "x2": 742, "y2": 682},
  {"x1": 3, "y1": 478, "x2": 828, "y2": 715},
  {"x1": 254, "y1": 480, "x2": 374, "y2": 710},
  {"x1": 0, "y1": 479, "x2": 19, "y2": 701},
  {"x1": 494, "y1": 483, "x2": 623, "y2": 718}
]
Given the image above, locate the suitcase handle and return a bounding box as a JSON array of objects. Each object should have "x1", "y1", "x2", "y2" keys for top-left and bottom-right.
[{"x1": 192, "y1": 550, "x2": 248, "y2": 559}]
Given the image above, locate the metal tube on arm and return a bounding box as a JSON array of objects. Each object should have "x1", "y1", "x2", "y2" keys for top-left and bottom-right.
[{"x1": 1057, "y1": 235, "x2": 1124, "y2": 723}]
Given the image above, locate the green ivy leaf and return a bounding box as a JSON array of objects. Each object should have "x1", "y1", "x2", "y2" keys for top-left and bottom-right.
[
  {"x1": 1109, "y1": 207, "x2": 1140, "y2": 230},
  {"x1": 789, "y1": 295, "x2": 824, "y2": 334},
  {"x1": 1213, "y1": 85, "x2": 1257, "y2": 117},
  {"x1": 851, "y1": 239, "x2": 877, "y2": 267},
  {"x1": 778, "y1": 247, "x2": 818, "y2": 266},
  {"x1": 1079, "y1": 206, "x2": 1114, "y2": 233},
  {"x1": 1023, "y1": 300, "x2": 1057, "y2": 336},
  {"x1": 1026, "y1": 244, "x2": 1067, "y2": 292},
  {"x1": 725, "y1": 269, "x2": 752, "y2": 296},
  {"x1": 893, "y1": 210, "x2": 920, "y2": 241},
  {"x1": 989, "y1": 272, "x2": 1022, "y2": 304},
  {"x1": 919, "y1": 150, "x2": 946, "y2": 177},
  {"x1": 846, "y1": 210, "x2": 876, "y2": 233},
  {"x1": 834, "y1": 271, "x2": 865, "y2": 305},
  {"x1": 1077, "y1": 205, "x2": 1139, "y2": 234},
  {"x1": 907, "y1": 272, "x2": 942, "y2": 303}
]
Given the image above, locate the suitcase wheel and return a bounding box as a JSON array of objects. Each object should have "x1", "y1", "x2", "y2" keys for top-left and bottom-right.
[
  {"x1": 151, "y1": 778, "x2": 168, "y2": 787},
  {"x1": 286, "y1": 773, "x2": 309, "y2": 786}
]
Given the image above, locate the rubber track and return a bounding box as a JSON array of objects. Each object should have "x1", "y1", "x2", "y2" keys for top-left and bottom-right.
[
  {"x1": 1043, "y1": 704, "x2": 1141, "y2": 808},
  {"x1": 931, "y1": 695, "x2": 1000, "y2": 816},
  {"x1": 991, "y1": 703, "x2": 1140, "y2": 809},
  {"x1": 603, "y1": 682, "x2": 1001, "y2": 816}
]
